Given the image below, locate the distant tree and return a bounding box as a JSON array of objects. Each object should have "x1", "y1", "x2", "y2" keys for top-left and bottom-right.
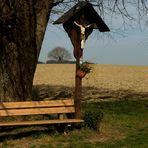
[{"x1": 48, "y1": 47, "x2": 71, "y2": 62}]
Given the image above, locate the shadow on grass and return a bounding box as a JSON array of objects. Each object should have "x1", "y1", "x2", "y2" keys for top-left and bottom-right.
[
  {"x1": 0, "y1": 85, "x2": 147, "y2": 143},
  {"x1": 0, "y1": 125, "x2": 54, "y2": 142},
  {"x1": 32, "y1": 84, "x2": 148, "y2": 101},
  {"x1": 0, "y1": 99, "x2": 147, "y2": 145}
]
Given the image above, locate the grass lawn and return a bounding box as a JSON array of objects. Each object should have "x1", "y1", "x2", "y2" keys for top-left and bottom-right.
[{"x1": 0, "y1": 100, "x2": 148, "y2": 148}]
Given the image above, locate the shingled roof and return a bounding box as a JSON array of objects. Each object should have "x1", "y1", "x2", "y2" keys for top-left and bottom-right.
[{"x1": 53, "y1": 1, "x2": 110, "y2": 32}]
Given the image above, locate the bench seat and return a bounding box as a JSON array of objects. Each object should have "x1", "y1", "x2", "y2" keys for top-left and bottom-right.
[{"x1": 0, "y1": 119, "x2": 84, "y2": 127}]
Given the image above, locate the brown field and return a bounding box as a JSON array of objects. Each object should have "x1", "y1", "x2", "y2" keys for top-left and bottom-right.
[{"x1": 33, "y1": 64, "x2": 148, "y2": 100}]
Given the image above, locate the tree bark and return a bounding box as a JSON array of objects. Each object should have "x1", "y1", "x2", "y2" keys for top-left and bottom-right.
[{"x1": 0, "y1": 0, "x2": 54, "y2": 101}]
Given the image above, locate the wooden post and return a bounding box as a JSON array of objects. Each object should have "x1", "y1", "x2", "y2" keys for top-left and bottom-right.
[{"x1": 74, "y1": 57, "x2": 82, "y2": 119}]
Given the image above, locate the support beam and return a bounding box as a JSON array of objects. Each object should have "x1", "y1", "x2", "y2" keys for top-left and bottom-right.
[{"x1": 74, "y1": 57, "x2": 82, "y2": 119}]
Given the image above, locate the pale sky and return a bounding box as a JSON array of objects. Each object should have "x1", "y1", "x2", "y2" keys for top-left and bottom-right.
[
  {"x1": 39, "y1": 4, "x2": 148, "y2": 66},
  {"x1": 39, "y1": 22, "x2": 148, "y2": 65}
]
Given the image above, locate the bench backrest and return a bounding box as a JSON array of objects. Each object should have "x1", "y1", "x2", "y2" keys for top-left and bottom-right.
[{"x1": 0, "y1": 99, "x2": 75, "y2": 117}]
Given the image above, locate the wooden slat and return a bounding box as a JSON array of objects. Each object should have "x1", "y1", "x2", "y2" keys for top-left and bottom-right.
[
  {"x1": 0, "y1": 99, "x2": 74, "y2": 109},
  {"x1": 0, "y1": 107, "x2": 75, "y2": 116},
  {"x1": 0, "y1": 119, "x2": 84, "y2": 126}
]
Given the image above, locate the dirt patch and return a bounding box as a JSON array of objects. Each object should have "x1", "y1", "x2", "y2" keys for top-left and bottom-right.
[
  {"x1": 32, "y1": 64, "x2": 148, "y2": 101},
  {"x1": 33, "y1": 64, "x2": 148, "y2": 93}
]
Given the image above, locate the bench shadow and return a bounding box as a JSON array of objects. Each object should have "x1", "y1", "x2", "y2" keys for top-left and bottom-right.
[{"x1": 0, "y1": 126, "x2": 54, "y2": 142}]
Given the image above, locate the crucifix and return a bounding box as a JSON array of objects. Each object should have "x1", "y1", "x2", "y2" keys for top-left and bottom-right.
[
  {"x1": 53, "y1": 1, "x2": 110, "y2": 119},
  {"x1": 63, "y1": 14, "x2": 93, "y2": 118}
]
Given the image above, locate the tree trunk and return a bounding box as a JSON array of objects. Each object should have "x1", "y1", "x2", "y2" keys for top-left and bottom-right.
[{"x1": 0, "y1": 0, "x2": 54, "y2": 101}]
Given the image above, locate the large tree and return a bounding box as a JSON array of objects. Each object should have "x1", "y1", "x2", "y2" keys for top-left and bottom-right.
[
  {"x1": 0, "y1": 0, "x2": 57, "y2": 101},
  {"x1": 0, "y1": 0, "x2": 147, "y2": 101}
]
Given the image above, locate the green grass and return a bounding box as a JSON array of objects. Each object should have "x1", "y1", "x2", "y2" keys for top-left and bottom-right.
[
  {"x1": 82, "y1": 100, "x2": 148, "y2": 148},
  {"x1": 0, "y1": 100, "x2": 148, "y2": 148}
]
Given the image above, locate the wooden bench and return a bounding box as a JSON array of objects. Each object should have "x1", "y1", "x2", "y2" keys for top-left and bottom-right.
[{"x1": 0, "y1": 99, "x2": 83, "y2": 127}]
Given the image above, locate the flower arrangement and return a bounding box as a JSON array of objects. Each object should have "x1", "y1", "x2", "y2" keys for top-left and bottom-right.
[
  {"x1": 77, "y1": 61, "x2": 92, "y2": 78},
  {"x1": 79, "y1": 62, "x2": 92, "y2": 74}
]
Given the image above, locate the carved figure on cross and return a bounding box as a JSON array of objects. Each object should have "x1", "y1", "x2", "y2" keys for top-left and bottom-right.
[{"x1": 74, "y1": 21, "x2": 91, "y2": 49}]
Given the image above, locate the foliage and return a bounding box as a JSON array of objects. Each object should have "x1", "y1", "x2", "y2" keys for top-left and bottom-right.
[
  {"x1": 48, "y1": 47, "x2": 71, "y2": 62},
  {"x1": 79, "y1": 62, "x2": 92, "y2": 74},
  {"x1": 82, "y1": 103, "x2": 103, "y2": 130}
]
